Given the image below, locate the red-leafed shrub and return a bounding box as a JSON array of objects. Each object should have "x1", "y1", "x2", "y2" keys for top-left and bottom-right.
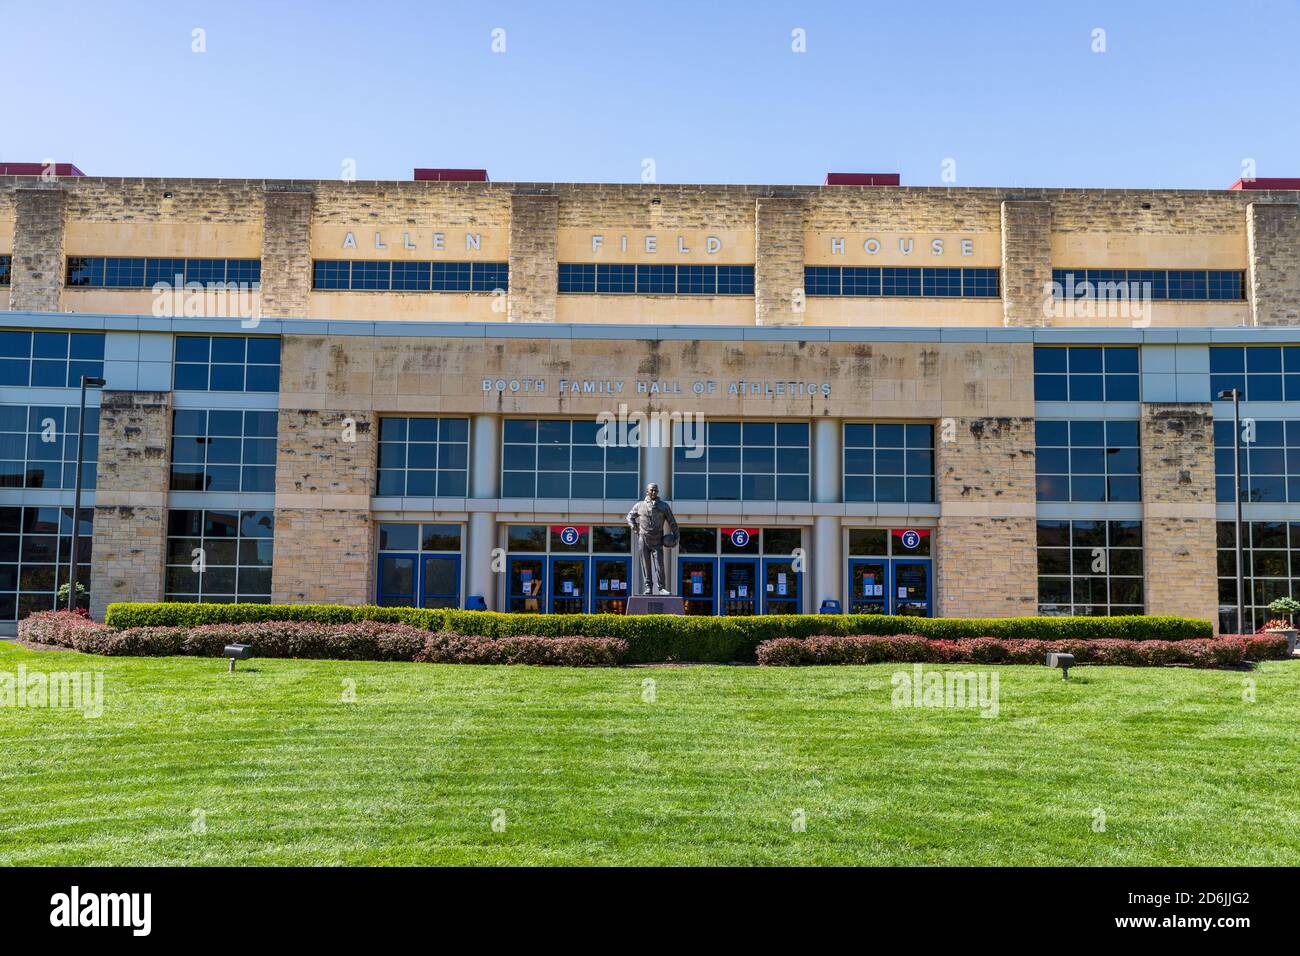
[
  {"x1": 756, "y1": 634, "x2": 1285, "y2": 668},
  {"x1": 415, "y1": 633, "x2": 628, "y2": 666},
  {"x1": 18, "y1": 610, "x2": 116, "y2": 653},
  {"x1": 19, "y1": 612, "x2": 627, "y2": 666}
]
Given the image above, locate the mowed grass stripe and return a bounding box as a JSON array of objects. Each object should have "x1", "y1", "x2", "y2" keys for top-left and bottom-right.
[{"x1": 1, "y1": 643, "x2": 1297, "y2": 865}]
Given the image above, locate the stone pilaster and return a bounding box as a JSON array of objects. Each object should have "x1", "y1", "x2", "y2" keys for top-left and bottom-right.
[
  {"x1": 89, "y1": 391, "x2": 173, "y2": 620},
  {"x1": 1000, "y1": 199, "x2": 1052, "y2": 327},
  {"x1": 1245, "y1": 202, "x2": 1300, "y2": 327},
  {"x1": 270, "y1": 407, "x2": 375, "y2": 604},
  {"x1": 507, "y1": 192, "x2": 557, "y2": 322},
  {"x1": 755, "y1": 195, "x2": 805, "y2": 326},
  {"x1": 935, "y1": 416, "x2": 1038, "y2": 617},
  {"x1": 1139, "y1": 403, "x2": 1218, "y2": 628},
  {"x1": 260, "y1": 187, "x2": 313, "y2": 318},
  {"x1": 10, "y1": 187, "x2": 66, "y2": 312}
]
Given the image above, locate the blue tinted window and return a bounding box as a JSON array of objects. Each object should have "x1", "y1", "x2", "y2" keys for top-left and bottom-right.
[
  {"x1": 1034, "y1": 346, "x2": 1141, "y2": 402},
  {"x1": 0, "y1": 404, "x2": 99, "y2": 491},
  {"x1": 1051, "y1": 269, "x2": 1241, "y2": 302},
  {"x1": 391, "y1": 261, "x2": 431, "y2": 291},
  {"x1": 164, "y1": 508, "x2": 274, "y2": 603},
  {"x1": 375, "y1": 416, "x2": 469, "y2": 498},
  {"x1": 502, "y1": 418, "x2": 638, "y2": 500},
  {"x1": 65, "y1": 257, "x2": 259, "y2": 288},
  {"x1": 1212, "y1": 347, "x2": 1300, "y2": 402},
  {"x1": 636, "y1": 264, "x2": 676, "y2": 294},
  {"x1": 558, "y1": 263, "x2": 595, "y2": 293},
  {"x1": 843, "y1": 422, "x2": 934, "y2": 503},
  {"x1": 881, "y1": 268, "x2": 922, "y2": 297},
  {"x1": 1036, "y1": 419, "x2": 1141, "y2": 502},
  {"x1": 596, "y1": 264, "x2": 635, "y2": 294},
  {"x1": 922, "y1": 268, "x2": 962, "y2": 297},
  {"x1": 0, "y1": 255, "x2": 10, "y2": 286},
  {"x1": 472, "y1": 262, "x2": 509, "y2": 292},
  {"x1": 310, "y1": 260, "x2": 502, "y2": 292},
  {"x1": 1037, "y1": 519, "x2": 1144, "y2": 616},
  {"x1": 805, "y1": 266, "x2": 840, "y2": 296},
  {"x1": 174, "y1": 336, "x2": 280, "y2": 393},
  {"x1": 171, "y1": 410, "x2": 278, "y2": 494}
]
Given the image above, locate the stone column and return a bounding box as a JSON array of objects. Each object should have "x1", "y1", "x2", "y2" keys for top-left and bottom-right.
[
  {"x1": 508, "y1": 192, "x2": 558, "y2": 323},
  {"x1": 754, "y1": 195, "x2": 805, "y2": 326},
  {"x1": 811, "y1": 417, "x2": 842, "y2": 611},
  {"x1": 260, "y1": 187, "x2": 313, "y2": 319},
  {"x1": 1245, "y1": 202, "x2": 1300, "y2": 327},
  {"x1": 1139, "y1": 404, "x2": 1219, "y2": 627},
  {"x1": 89, "y1": 391, "x2": 173, "y2": 620},
  {"x1": 934, "y1": 416, "x2": 1038, "y2": 617},
  {"x1": 11, "y1": 187, "x2": 66, "y2": 312},
  {"x1": 467, "y1": 414, "x2": 500, "y2": 609},
  {"x1": 999, "y1": 199, "x2": 1052, "y2": 327},
  {"x1": 271, "y1": 405, "x2": 376, "y2": 604},
  {"x1": 642, "y1": 416, "x2": 671, "y2": 496}
]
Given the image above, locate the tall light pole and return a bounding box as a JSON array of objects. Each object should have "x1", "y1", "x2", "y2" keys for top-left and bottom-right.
[
  {"x1": 1218, "y1": 387, "x2": 1245, "y2": 633},
  {"x1": 68, "y1": 375, "x2": 105, "y2": 612}
]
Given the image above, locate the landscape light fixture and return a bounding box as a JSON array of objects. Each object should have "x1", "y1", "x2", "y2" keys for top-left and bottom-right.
[
  {"x1": 224, "y1": 644, "x2": 253, "y2": 673},
  {"x1": 1045, "y1": 652, "x2": 1075, "y2": 680},
  {"x1": 67, "y1": 375, "x2": 106, "y2": 612},
  {"x1": 1217, "y1": 387, "x2": 1246, "y2": 634}
]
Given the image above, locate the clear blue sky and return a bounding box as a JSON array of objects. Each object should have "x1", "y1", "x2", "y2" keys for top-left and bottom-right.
[{"x1": 3, "y1": 0, "x2": 1296, "y2": 187}]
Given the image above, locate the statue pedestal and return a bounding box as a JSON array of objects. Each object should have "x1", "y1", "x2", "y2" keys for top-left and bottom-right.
[{"x1": 625, "y1": 595, "x2": 686, "y2": 616}]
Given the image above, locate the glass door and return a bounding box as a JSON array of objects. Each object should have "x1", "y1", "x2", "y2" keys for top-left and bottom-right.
[
  {"x1": 377, "y1": 554, "x2": 417, "y2": 606},
  {"x1": 721, "y1": 558, "x2": 758, "y2": 615},
  {"x1": 507, "y1": 556, "x2": 546, "y2": 613},
  {"x1": 680, "y1": 558, "x2": 716, "y2": 615},
  {"x1": 762, "y1": 557, "x2": 800, "y2": 614},
  {"x1": 848, "y1": 559, "x2": 887, "y2": 614},
  {"x1": 549, "y1": 556, "x2": 587, "y2": 614},
  {"x1": 891, "y1": 560, "x2": 932, "y2": 616},
  {"x1": 593, "y1": 557, "x2": 631, "y2": 614},
  {"x1": 420, "y1": 554, "x2": 461, "y2": 609}
]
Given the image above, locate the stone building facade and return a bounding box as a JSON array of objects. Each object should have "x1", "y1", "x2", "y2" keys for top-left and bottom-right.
[{"x1": 1, "y1": 169, "x2": 1299, "y2": 631}]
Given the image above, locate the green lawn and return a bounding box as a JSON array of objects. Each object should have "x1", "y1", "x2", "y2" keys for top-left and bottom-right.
[{"x1": 1, "y1": 641, "x2": 1298, "y2": 866}]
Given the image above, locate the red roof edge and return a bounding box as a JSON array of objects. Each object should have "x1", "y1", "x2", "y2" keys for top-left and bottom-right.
[
  {"x1": 824, "y1": 172, "x2": 900, "y2": 187},
  {"x1": 0, "y1": 162, "x2": 86, "y2": 177},
  {"x1": 414, "y1": 168, "x2": 489, "y2": 182},
  {"x1": 1228, "y1": 177, "x2": 1300, "y2": 190}
]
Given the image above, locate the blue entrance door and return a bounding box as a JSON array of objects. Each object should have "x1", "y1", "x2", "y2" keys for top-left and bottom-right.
[
  {"x1": 680, "y1": 558, "x2": 717, "y2": 615},
  {"x1": 762, "y1": 557, "x2": 800, "y2": 614},
  {"x1": 549, "y1": 555, "x2": 587, "y2": 613},
  {"x1": 507, "y1": 556, "x2": 546, "y2": 613},
  {"x1": 720, "y1": 557, "x2": 759, "y2": 615},
  {"x1": 847, "y1": 558, "x2": 888, "y2": 614},
  {"x1": 891, "y1": 559, "x2": 932, "y2": 616},
  {"x1": 592, "y1": 556, "x2": 631, "y2": 614},
  {"x1": 377, "y1": 553, "x2": 462, "y2": 608},
  {"x1": 420, "y1": 554, "x2": 461, "y2": 608},
  {"x1": 377, "y1": 553, "x2": 418, "y2": 606}
]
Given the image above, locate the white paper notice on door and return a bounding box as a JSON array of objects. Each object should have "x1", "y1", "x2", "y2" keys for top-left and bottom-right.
[{"x1": 898, "y1": 587, "x2": 907, "y2": 598}]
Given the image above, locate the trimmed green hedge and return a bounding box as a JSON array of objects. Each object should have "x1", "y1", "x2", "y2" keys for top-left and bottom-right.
[{"x1": 104, "y1": 603, "x2": 1214, "y2": 663}]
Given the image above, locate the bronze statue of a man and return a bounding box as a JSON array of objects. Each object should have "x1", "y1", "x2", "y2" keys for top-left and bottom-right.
[{"x1": 626, "y1": 482, "x2": 679, "y2": 595}]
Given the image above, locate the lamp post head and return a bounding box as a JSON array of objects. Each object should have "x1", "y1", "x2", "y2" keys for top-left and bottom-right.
[
  {"x1": 1217, "y1": 388, "x2": 1240, "y2": 401},
  {"x1": 82, "y1": 376, "x2": 106, "y2": 388}
]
